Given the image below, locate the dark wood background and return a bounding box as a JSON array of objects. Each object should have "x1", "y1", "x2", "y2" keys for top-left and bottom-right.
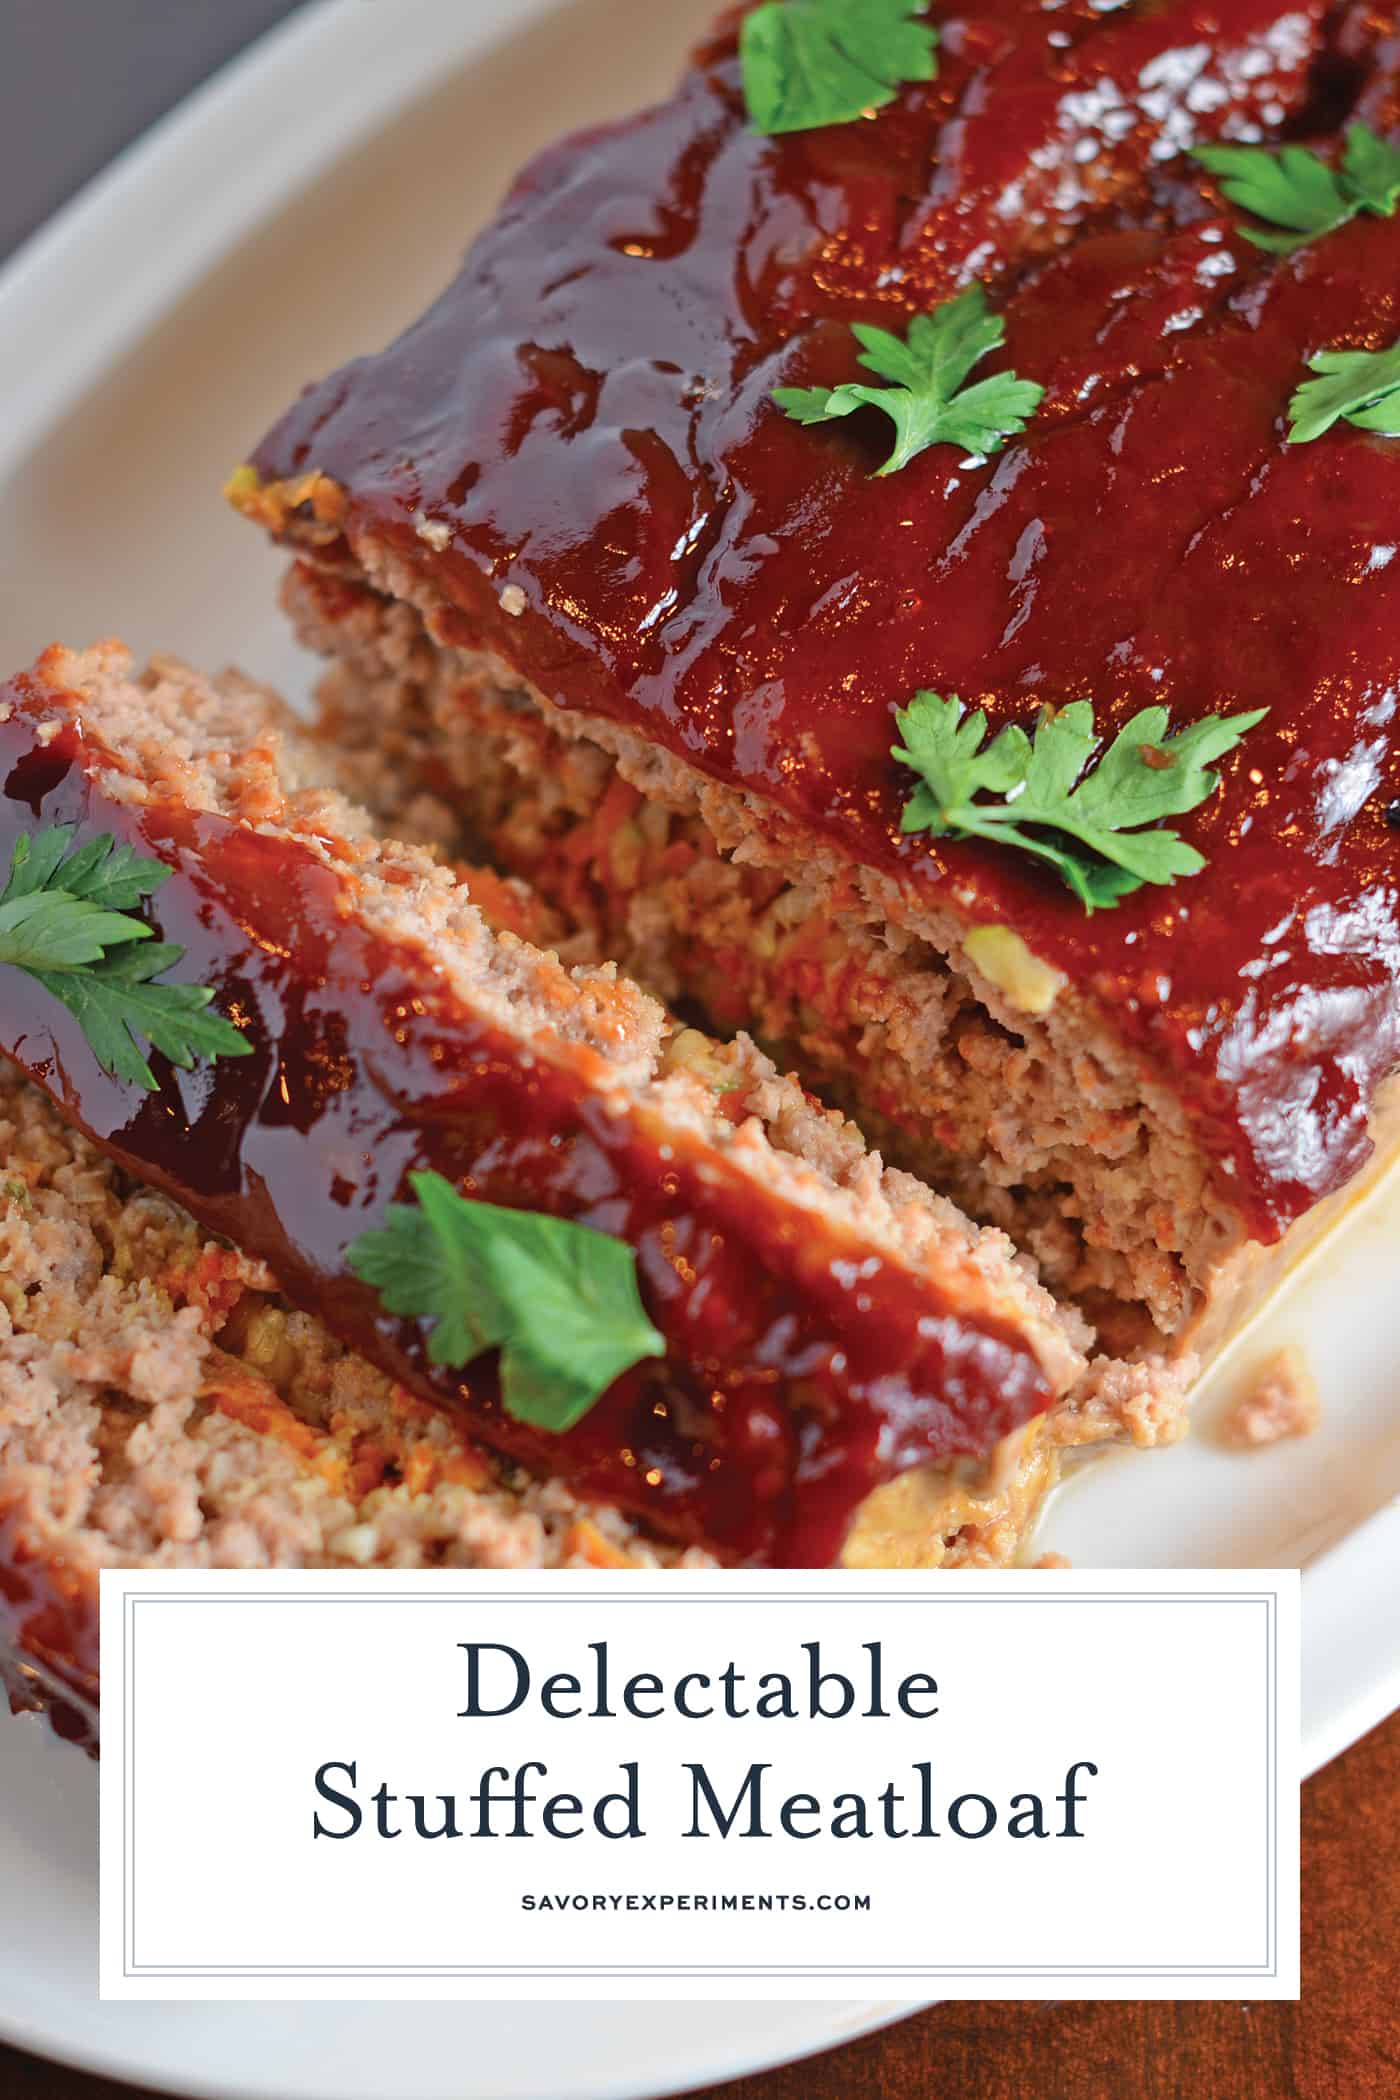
[
  {"x1": 2, "y1": 1709, "x2": 1396, "y2": 2100},
  {"x1": 2, "y1": 5, "x2": 1396, "y2": 2095}
]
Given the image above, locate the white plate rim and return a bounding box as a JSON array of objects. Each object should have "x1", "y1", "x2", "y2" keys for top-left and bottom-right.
[
  {"x1": 0, "y1": 0, "x2": 571, "y2": 461},
  {"x1": 0, "y1": 1991, "x2": 920, "y2": 2100},
  {"x1": 0, "y1": 0, "x2": 1396, "y2": 2091}
]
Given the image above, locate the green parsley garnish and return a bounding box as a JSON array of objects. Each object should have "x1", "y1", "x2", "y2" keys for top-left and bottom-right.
[
  {"x1": 1193, "y1": 123, "x2": 1400, "y2": 252},
  {"x1": 892, "y1": 694, "x2": 1269, "y2": 912},
  {"x1": 774, "y1": 285, "x2": 1044, "y2": 476},
  {"x1": 347, "y1": 1170, "x2": 665, "y2": 1434},
  {"x1": 1288, "y1": 334, "x2": 1400, "y2": 443},
  {"x1": 740, "y1": 0, "x2": 938, "y2": 136},
  {"x1": 0, "y1": 825, "x2": 251, "y2": 1089}
]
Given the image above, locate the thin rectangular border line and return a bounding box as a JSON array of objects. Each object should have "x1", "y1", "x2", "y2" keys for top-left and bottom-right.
[{"x1": 122, "y1": 1587, "x2": 1280, "y2": 1981}]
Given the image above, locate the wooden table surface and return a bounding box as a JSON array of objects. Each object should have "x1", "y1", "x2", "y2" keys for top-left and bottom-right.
[{"x1": 3, "y1": 1704, "x2": 1395, "y2": 2100}]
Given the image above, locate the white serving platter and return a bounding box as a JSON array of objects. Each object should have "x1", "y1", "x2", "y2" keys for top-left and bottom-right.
[{"x1": 0, "y1": 1, "x2": 1396, "y2": 2094}]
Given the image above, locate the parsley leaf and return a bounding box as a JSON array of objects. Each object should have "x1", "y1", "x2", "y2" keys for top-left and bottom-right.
[
  {"x1": 741, "y1": 0, "x2": 938, "y2": 136},
  {"x1": 1193, "y1": 123, "x2": 1400, "y2": 251},
  {"x1": 892, "y1": 694, "x2": 1269, "y2": 912},
  {"x1": 774, "y1": 285, "x2": 1044, "y2": 475},
  {"x1": 347, "y1": 1171, "x2": 666, "y2": 1433},
  {"x1": 0, "y1": 825, "x2": 252, "y2": 1089},
  {"x1": 1288, "y1": 334, "x2": 1400, "y2": 443}
]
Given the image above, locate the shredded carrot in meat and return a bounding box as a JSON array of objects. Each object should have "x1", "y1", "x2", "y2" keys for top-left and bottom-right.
[
  {"x1": 565, "y1": 1518, "x2": 636, "y2": 1568},
  {"x1": 562, "y1": 776, "x2": 640, "y2": 865},
  {"x1": 456, "y1": 863, "x2": 556, "y2": 943},
  {"x1": 200, "y1": 1349, "x2": 349, "y2": 1491}
]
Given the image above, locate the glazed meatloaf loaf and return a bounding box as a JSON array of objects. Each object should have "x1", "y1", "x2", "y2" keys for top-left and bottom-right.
[
  {"x1": 235, "y1": 0, "x2": 1400, "y2": 1358},
  {"x1": 0, "y1": 643, "x2": 1196, "y2": 1737}
]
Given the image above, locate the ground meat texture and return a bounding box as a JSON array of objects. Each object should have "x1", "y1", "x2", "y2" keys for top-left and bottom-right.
[
  {"x1": 283, "y1": 560, "x2": 1264, "y2": 1354},
  {"x1": 0, "y1": 643, "x2": 1102, "y2": 1575}
]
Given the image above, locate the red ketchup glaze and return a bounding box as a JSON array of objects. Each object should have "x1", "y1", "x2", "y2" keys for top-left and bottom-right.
[
  {"x1": 0, "y1": 692, "x2": 1056, "y2": 1584},
  {"x1": 251, "y1": 0, "x2": 1400, "y2": 1240}
]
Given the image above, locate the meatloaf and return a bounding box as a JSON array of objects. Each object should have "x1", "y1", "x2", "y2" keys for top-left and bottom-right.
[
  {"x1": 235, "y1": 0, "x2": 1400, "y2": 1356},
  {"x1": 0, "y1": 645, "x2": 1196, "y2": 1743},
  {"x1": 12, "y1": 0, "x2": 1400, "y2": 1748}
]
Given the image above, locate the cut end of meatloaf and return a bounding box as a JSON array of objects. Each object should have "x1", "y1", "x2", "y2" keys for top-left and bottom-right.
[
  {"x1": 0, "y1": 641, "x2": 1146, "y2": 1584},
  {"x1": 0, "y1": 646, "x2": 1198, "y2": 1740},
  {"x1": 18, "y1": 641, "x2": 1089, "y2": 1384},
  {"x1": 271, "y1": 554, "x2": 1256, "y2": 1355}
]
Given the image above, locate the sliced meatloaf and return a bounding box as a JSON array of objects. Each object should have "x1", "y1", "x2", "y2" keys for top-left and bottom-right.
[
  {"x1": 0, "y1": 1059, "x2": 710, "y2": 1754},
  {"x1": 0, "y1": 645, "x2": 1198, "y2": 1743},
  {"x1": 234, "y1": 0, "x2": 1400, "y2": 1354},
  {"x1": 0, "y1": 642, "x2": 1130, "y2": 1580}
]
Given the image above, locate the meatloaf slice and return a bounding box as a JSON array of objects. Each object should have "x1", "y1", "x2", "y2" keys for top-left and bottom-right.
[
  {"x1": 0, "y1": 642, "x2": 1110, "y2": 1575},
  {"x1": 0, "y1": 1058, "x2": 711, "y2": 1755},
  {"x1": 234, "y1": 0, "x2": 1400, "y2": 1354}
]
